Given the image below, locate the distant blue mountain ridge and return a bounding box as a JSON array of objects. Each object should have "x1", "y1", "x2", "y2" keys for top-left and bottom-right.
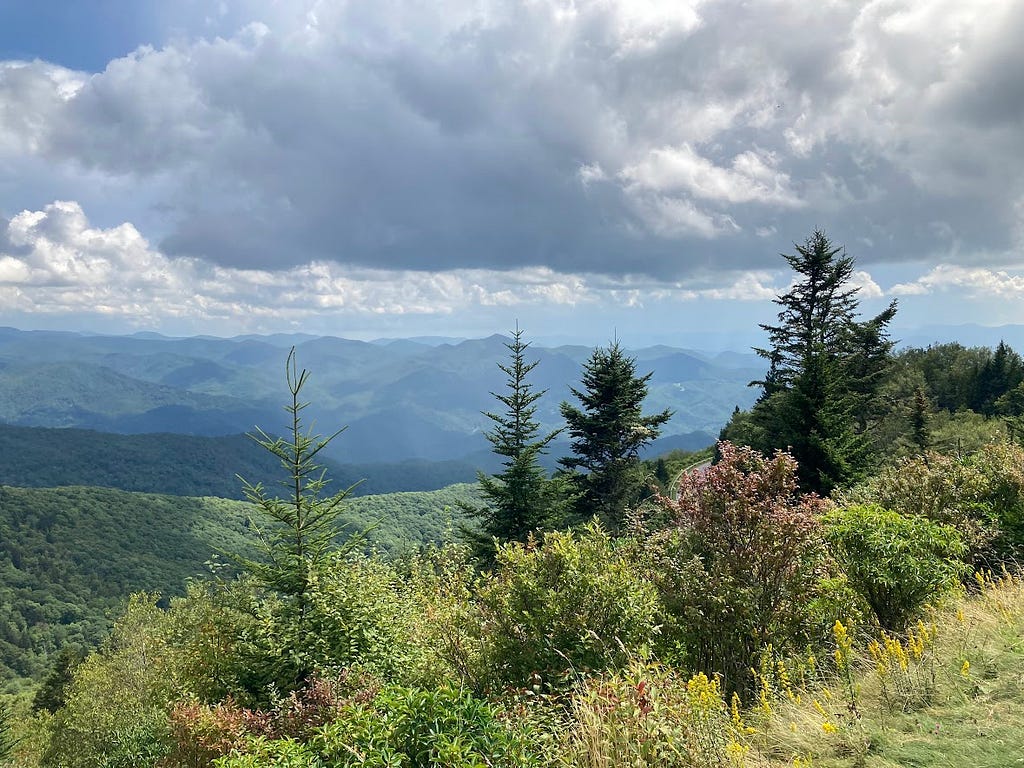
[{"x1": 0, "y1": 328, "x2": 762, "y2": 464}]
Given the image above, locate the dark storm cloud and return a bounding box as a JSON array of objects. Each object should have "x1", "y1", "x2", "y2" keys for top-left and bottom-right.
[{"x1": 1, "y1": 0, "x2": 1023, "y2": 281}]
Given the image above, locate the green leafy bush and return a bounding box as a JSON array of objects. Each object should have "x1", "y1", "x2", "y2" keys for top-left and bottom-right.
[
  {"x1": 300, "y1": 554, "x2": 414, "y2": 682},
  {"x1": 402, "y1": 544, "x2": 487, "y2": 689},
  {"x1": 803, "y1": 574, "x2": 871, "y2": 645},
  {"x1": 851, "y1": 452, "x2": 990, "y2": 526},
  {"x1": 214, "y1": 684, "x2": 542, "y2": 768},
  {"x1": 823, "y1": 504, "x2": 968, "y2": 630},
  {"x1": 847, "y1": 442, "x2": 1024, "y2": 564},
  {"x1": 475, "y1": 523, "x2": 660, "y2": 691},
  {"x1": 193, "y1": 557, "x2": 413, "y2": 705},
  {"x1": 970, "y1": 441, "x2": 1024, "y2": 552},
  {"x1": 41, "y1": 595, "x2": 178, "y2": 768}
]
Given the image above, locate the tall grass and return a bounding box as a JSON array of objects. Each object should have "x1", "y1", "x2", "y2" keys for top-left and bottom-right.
[{"x1": 514, "y1": 570, "x2": 1024, "y2": 768}]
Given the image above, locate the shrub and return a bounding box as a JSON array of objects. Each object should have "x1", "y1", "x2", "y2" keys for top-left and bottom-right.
[
  {"x1": 847, "y1": 443, "x2": 1024, "y2": 565},
  {"x1": 854, "y1": 451, "x2": 989, "y2": 526},
  {"x1": 164, "y1": 674, "x2": 379, "y2": 766},
  {"x1": 41, "y1": 595, "x2": 177, "y2": 768},
  {"x1": 970, "y1": 441, "x2": 1024, "y2": 553},
  {"x1": 402, "y1": 544, "x2": 487, "y2": 689},
  {"x1": 191, "y1": 555, "x2": 414, "y2": 705},
  {"x1": 635, "y1": 442, "x2": 827, "y2": 696},
  {"x1": 214, "y1": 684, "x2": 543, "y2": 768},
  {"x1": 803, "y1": 574, "x2": 871, "y2": 646},
  {"x1": 475, "y1": 523, "x2": 660, "y2": 692},
  {"x1": 823, "y1": 504, "x2": 968, "y2": 630},
  {"x1": 299, "y1": 553, "x2": 414, "y2": 682}
]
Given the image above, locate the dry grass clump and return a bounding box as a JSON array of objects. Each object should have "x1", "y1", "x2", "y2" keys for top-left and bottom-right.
[{"x1": 557, "y1": 660, "x2": 752, "y2": 768}]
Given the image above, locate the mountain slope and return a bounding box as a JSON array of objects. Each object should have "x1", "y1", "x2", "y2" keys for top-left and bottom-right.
[
  {"x1": 0, "y1": 482, "x2": 479, "y2": 687},
  {"x1": 0, "y1": 424, "x2": 480, "y2": 497},
  {"x1": 0, "y1": 328, "x2": 758, "y2": 461}
]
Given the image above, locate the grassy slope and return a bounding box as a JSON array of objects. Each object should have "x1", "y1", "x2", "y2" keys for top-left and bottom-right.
[
  {"x1": 0, "y1": 483, "x2": 478, "y2": 687},
  {"x1": 753, "y1": 574, "x2": 1024, "y2": 768}
]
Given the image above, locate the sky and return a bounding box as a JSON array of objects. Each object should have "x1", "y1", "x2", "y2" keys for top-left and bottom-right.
[{"x1": 1, "y1": 0, "x2": 1024, "y2": 346}]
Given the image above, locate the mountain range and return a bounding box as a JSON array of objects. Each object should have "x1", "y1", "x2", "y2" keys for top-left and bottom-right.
[{"x1": 0, "y1": 327, "x2": 762, "y2": 464}]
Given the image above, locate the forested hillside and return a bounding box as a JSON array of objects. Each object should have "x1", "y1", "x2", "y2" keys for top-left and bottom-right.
[
  {"x1": 0, "y1": 424, "x2": 482, "y2": 497},
  {"x1": 0, "y1": 483, "x2": 479, "y2": 687}
]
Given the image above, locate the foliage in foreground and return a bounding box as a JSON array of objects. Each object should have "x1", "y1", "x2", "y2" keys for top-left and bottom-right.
[
  {"x1": 632, "y1": 442, "x2": 828, "y2": 696},
  {"x1": 24, "y1": 570, "x2": 1022, "y2": 768},
  {"x1": 213, "y1": 684, "x2": 544, "y2": 768},
  {"x1": 474, "y1": 524, "x2": 661, "y2": 692},
  {"x1": 844, "y1": 441, "x2": 1024, "y2": 565},
  {"x1": 0, "y1": 482, "x2": 479, "y2": 690},
  {"x1": 823, "y1": 503, "x2": 967, "y2": 630}
]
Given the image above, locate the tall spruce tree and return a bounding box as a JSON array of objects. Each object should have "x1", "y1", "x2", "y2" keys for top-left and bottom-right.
[
  {"x1": 464, "y1": 326, "x2": 564, "y2": 561},
  {"x1": 973, "y1": 341, "x2": 1024, "y2": 415},
  {"x1": 910, "y1": 385, "x2": 931, "y2": 453},
  {"x1": 560, "y1": 341, "x2": 672, "y2": 532},
  {"x1": 235, "y1": 348, "x2": 361, "y2": 689},
  {"x1": 746, "y1": 230, "x2": 897, "y2": 494}
]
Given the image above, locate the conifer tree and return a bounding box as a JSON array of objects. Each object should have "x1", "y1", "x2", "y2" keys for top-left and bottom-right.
[
  {"x1": 745, "y1": 230, "x2": 897, "y2": 494},
  {"x1": 974, "y1": 341, "x2": 1024, "y2": 415},
  {"x1": 464, "y1": 326, "x2": 565, "y2": 560},
  {"x1": 560, "y1": 341, "x2": 672, "y2": 531},
  {"x1": 32, "y1": 647, "x2": 84, "y2": 714},
  {"x1": 653, "y1": 457, "x2": 671, "y2": 490},
  {"x1": 910, "y1": 385, "x2": 931, "y2": 453},
  {"x1": 235, "y1": 348, "x2": 361, "y2": 687}
]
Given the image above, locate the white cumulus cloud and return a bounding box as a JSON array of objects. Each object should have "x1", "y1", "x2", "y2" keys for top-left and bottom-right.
[{"x1": 891, "y1": 265, "x2": 1024, "y2": 299}]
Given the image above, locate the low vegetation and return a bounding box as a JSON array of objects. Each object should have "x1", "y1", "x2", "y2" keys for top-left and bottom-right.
[
  {"x1": 5, "y1": 402, "x2": 1023, "y2": 766},
  {"x1": 3, "y1": 454, "x2": 1021, "y2": 766}
]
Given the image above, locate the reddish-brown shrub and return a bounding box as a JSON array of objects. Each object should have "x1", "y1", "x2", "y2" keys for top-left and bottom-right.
[
  {"x1": 633, "y1": 441, "x2": 828, "y2": 696},
  {"x1": 161, "y1": 673, "x2": 379, "y2": 767}
]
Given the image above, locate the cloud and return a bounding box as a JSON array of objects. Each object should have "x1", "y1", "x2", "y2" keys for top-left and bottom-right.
[
  {"x1": 850, "y1": 270, "x2": 884, "y2": 299},
  {"x1": 0, "y1": 0, "x2": 1023, "y2": 286},
  {"x1": 0, "y1": 201, "x2": 794, "y2": 332},
  {"x1": 621, "y1": 145, "x2": 802, "y2": 207},
  {"x1": 891, "y1": 265, "x2": 1024, "y2": 299}
]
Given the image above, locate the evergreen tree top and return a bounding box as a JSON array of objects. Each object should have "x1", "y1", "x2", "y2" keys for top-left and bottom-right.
[
  {"x1": 561, "y1": 341, "x2": 672, "y2": 468},
  {"x1": 753, "y1": 229, "x2": 895, "y2": 395}
]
